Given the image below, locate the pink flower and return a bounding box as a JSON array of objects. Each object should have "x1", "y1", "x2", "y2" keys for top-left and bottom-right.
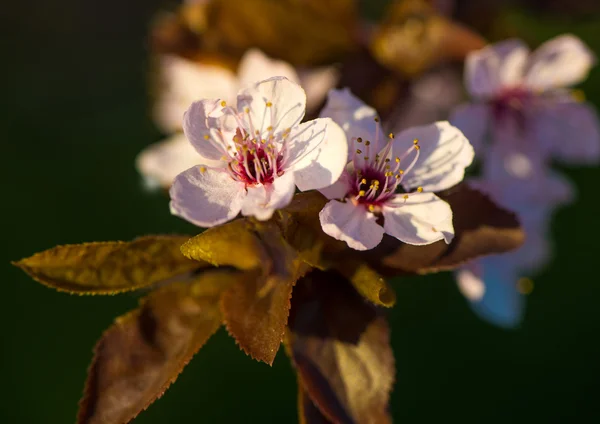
[
  {"x1": 451, "y1": 35, "x2": 600, "y2": 164},
  {"x1": 317, "y1": 89, "x2": 474, "y2": 250},
  {"x1": 169, "y1": 77, "x2": 347, "y2": 226},
  {"x1": 137, "y1": 49, "x2": 339, "y2": 189},
  {"x1": 456, "y1": 149, "x2": 574, "y2": 327}
]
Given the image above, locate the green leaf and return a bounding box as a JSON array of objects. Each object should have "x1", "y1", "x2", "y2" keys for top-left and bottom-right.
[
  {"x1": 13, "y1": 235, "x2": 203, "y2": 295},
  {"x1": 288, "y1": 270, "x2": 395, "y2": 424},
  {"x1": 77, "y1": 268, "x2": 239, "y2": 424}
]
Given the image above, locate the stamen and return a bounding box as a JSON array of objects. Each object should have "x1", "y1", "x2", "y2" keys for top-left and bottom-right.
[{"x1": 220, "y1": 100, "x2": 227, "y2": 107}]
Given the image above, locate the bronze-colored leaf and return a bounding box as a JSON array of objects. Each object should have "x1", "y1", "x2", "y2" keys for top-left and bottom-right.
[
  {"x1": 181, "y1": 219, "x2": 267, "y2": 270},
  {"x1": 203, "y1": 0, "x2": 359, "y2": 65},
  {"x1": 298, "y1": 379, "x2": 333, "y2": 424},
  {"x1": 220, "y1": 221, "x2": 309, "y2": 365},
  {"x1": 365, "y1": 184, "x2": 525, "y2": 275},
  {"x1": 77, "y1": 268, "x2": 239, "y2": 424},
  {"x1": 13, "y1": 235, "x2": 202, "y2": 295},
  {"x1": 288, "y1": 270, "x2": 395, "y2": 424},
  {"x1": 370, "y1": 0, "x2": 486, "y2": 77}
]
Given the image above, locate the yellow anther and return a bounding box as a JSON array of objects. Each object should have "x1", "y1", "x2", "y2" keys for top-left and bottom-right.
[
  {"x1": 414, "y1": 145, "x2": 420, "y2": 151},
  {"x1": 413, "y1": 139, "x2": 419, "y2": 145},
  {"x1": 220, "y1": 156, "x2": 227, "y2": 161},
  {"x1": 385, "y1": 158, "x2": 391, "y2": 162},
  {"x1": 395, "y1": 174, "x2": 401, "y2": 179},
  {"x1": 417, "y1": 186, "x2": 423, "y2": 193},
  {"x1": 260, "y1": 139, "x2": 266, "y2": 144},
  {"x1": 364, "y1": 156, "x2": 369, "y2": 161},
  {"x1": 220, "y1": 100, "x2": 227, "y2": 107},
  {"x1": 372, "y1": 180, "x2": 379, "y2": 186},
  {"x1": 360, "y1": 178, "x2": 367, "y2": 184},
  {"x1": 368, "y1": 205, "x2": 375, "y2": 212},
  {"x1": 244, "y1": 107, "x2": 250, "y2": 114},
  {"x1": 365, "y1": 140, "x2": 371, "y2": 146},
  {"x1": 255, "y1": 130, "x2": 260, "y2": 135},
  {"x1": 266, "y1": 101, "x2": 273, "y2": 107},
  {"x1": 358, "y1": 190, "x2": 366, "y2": 196},
  {"x1": 395, "y1": 157, "x2": 400, "y2": 163},
  {"x1": 357, "y1": 137, "x2": 363, "y2": 143},
  {"x1": 356, "y1": 149, "x2": 362, "y2": 154},
  {"x1": 385, "y1": 165, "x2": 391, "y2": 170},
  {"x1": 388, "y1": 133, "x2": 394, "y2": 139},
  {"x1": 267, "y1": 126, "x2": 273, "y2": 131},
  {"x1": 398, "y1": 169, "x2": 404, "y2": 174},
  {"x1": 199, "y1": 166, "x2": 207, "y2": 173},
  {"x1": 203, "y1": 134, "x2": 210, "y2": 140},
  {"x1": 403, "y1": 194, "x2": 409, "y2": 200}
]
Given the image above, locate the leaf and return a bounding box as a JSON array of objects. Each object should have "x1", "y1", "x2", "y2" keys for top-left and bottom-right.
[
  {"x1": 370, "y1": 0, "x2": 486, "y2": 77},
  {"x1": 336, "y1": 263, "x2": 396, "y2": 308},
  {"x1": 181, "y1": 219, "x2": 267, "y2": 270},
  {"x1": 203, "y1": 0, "x2": 359, "y2": 65},
  {"x1": 77, "y1": 268, "x2": 239, "y2": 424},
  {"x1": 364, "y1": 184, "x2": 525, "y2": 276},
  {"x1": 298, "y1": 379, "x2": 333, "y2": 424},
  {"x1": 288, "y1": 270, "x2": 395, "y2": 424},
  {"x1": 13, "y1": 235, "x2": 203, "y2": 295},
  {"x1": 220, "y1": 221, "x2": 309, "y2": 365}
]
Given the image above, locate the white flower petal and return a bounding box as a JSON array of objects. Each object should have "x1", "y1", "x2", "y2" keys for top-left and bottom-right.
[
  {"x1": 237, "y1": 76, "x2": 306, "y2": 136},
  {"x1": 237, "y1": 49, "x2": 300, "y2": 88},
  {"x1": 287, "y1": 118, "x2": 348, "y2": 191},
  {"x1": 382, "y1": 192, "x2": 454, "y2": 245},
  {"x1": 532, "y1": 100, "x2": 600, "y2": 164},
  {"x1": 465, "y1": 39, "x2": 529, "y2": 98},
  {"x1": 183, "y1": 99, "x2": 233, "y2": 160},
  {"x1": 136, "y1": 133, "x2": 223, "y2": 189},
  {"x1": 297, "y1": 66, "x2": 340, "y2": 112},
  {"x1": 449, "y1": 103, "x2": 490, "y2": 155},
  {"x1": 393, "y1": 122, "x2": 474, "y2": 192},
  {"x1": 240, "y1": 171, "x2": 296, "y2": 221},
  {"x1": 154, "y1": 55, "x2": 237, "y2": 133},
  {"x1": 319, "y1": 88, "x2": 382, "y2": 159},
  {"x1": 319, "y1": 200, "x2": 384, "y2": 250},
  {"x1": 456, "y1": 258, "x2": 525, "y2": 329},
  {"x1": 525, "y1": 34, "x2": 596, "y2": 91},
  {"x1": 169, "y1": 166, "x2": 245, "y2": 227}
]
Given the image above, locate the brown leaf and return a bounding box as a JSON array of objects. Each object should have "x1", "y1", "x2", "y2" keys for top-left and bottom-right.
[
  {"x1": 365, "y1": 184, "x2": 525, "y2": 275},
  {"x1": 298, "y1": 378, "x2": 333, "y2": 424},
  {"x1": 370, "y1": 0, "x2": 486, "y2": 77},
  {"x1": 288, "y1": 270, "x2": 395, "y2": 424},
  {"x1": 203, "y1": 0, "x2": 359, "y2": 65},
  {"x1": 77, "y1": 268, "x2": 238, "y2": 424},
  {"x1": 220, "y1": 221, "x2": 309, "y2": 365},
  {"x1": 13, "y1": 235, "x2": 202, "y2": 295}
]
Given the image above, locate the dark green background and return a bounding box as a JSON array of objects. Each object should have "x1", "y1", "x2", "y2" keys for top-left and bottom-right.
[{"x1": 3, "y1": 1, "x2": 600, "y2": 423}]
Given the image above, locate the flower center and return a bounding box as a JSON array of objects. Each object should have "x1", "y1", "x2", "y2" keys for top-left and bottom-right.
[
  {"x1": 491, "y1": 86, "x2": 533, "y2": 129},
  {"x1": 345, "y1": 123, "x2": 422, "y2": 212},
  {"x1": 227, "y1": 128, "x2": 283, "y2": 186}
]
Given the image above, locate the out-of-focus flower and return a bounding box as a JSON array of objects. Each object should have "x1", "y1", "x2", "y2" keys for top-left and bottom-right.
[
  {"x1": 450, "y1": 34, "x2": 599, "y2": 328},
  {"x1": 457, "y1": 148, "x2": 574, "y2": 327},
  {"x1": 169, "y1": 77, "x2": 347, "y2": 226},
  {"x1": 137, "y1": 49, "x2": 339, "y2": 189},
  {"x1": 317, "y1": 89, "x2": 473, "y2": 250},
  {"x1": 451, "y1": 35, "x2": 600, "y2": 163}
]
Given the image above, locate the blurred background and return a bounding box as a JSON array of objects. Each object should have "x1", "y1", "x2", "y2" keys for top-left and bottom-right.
[{"x1": 3, "y1": 0, "x2": 600, "y2": 422}]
